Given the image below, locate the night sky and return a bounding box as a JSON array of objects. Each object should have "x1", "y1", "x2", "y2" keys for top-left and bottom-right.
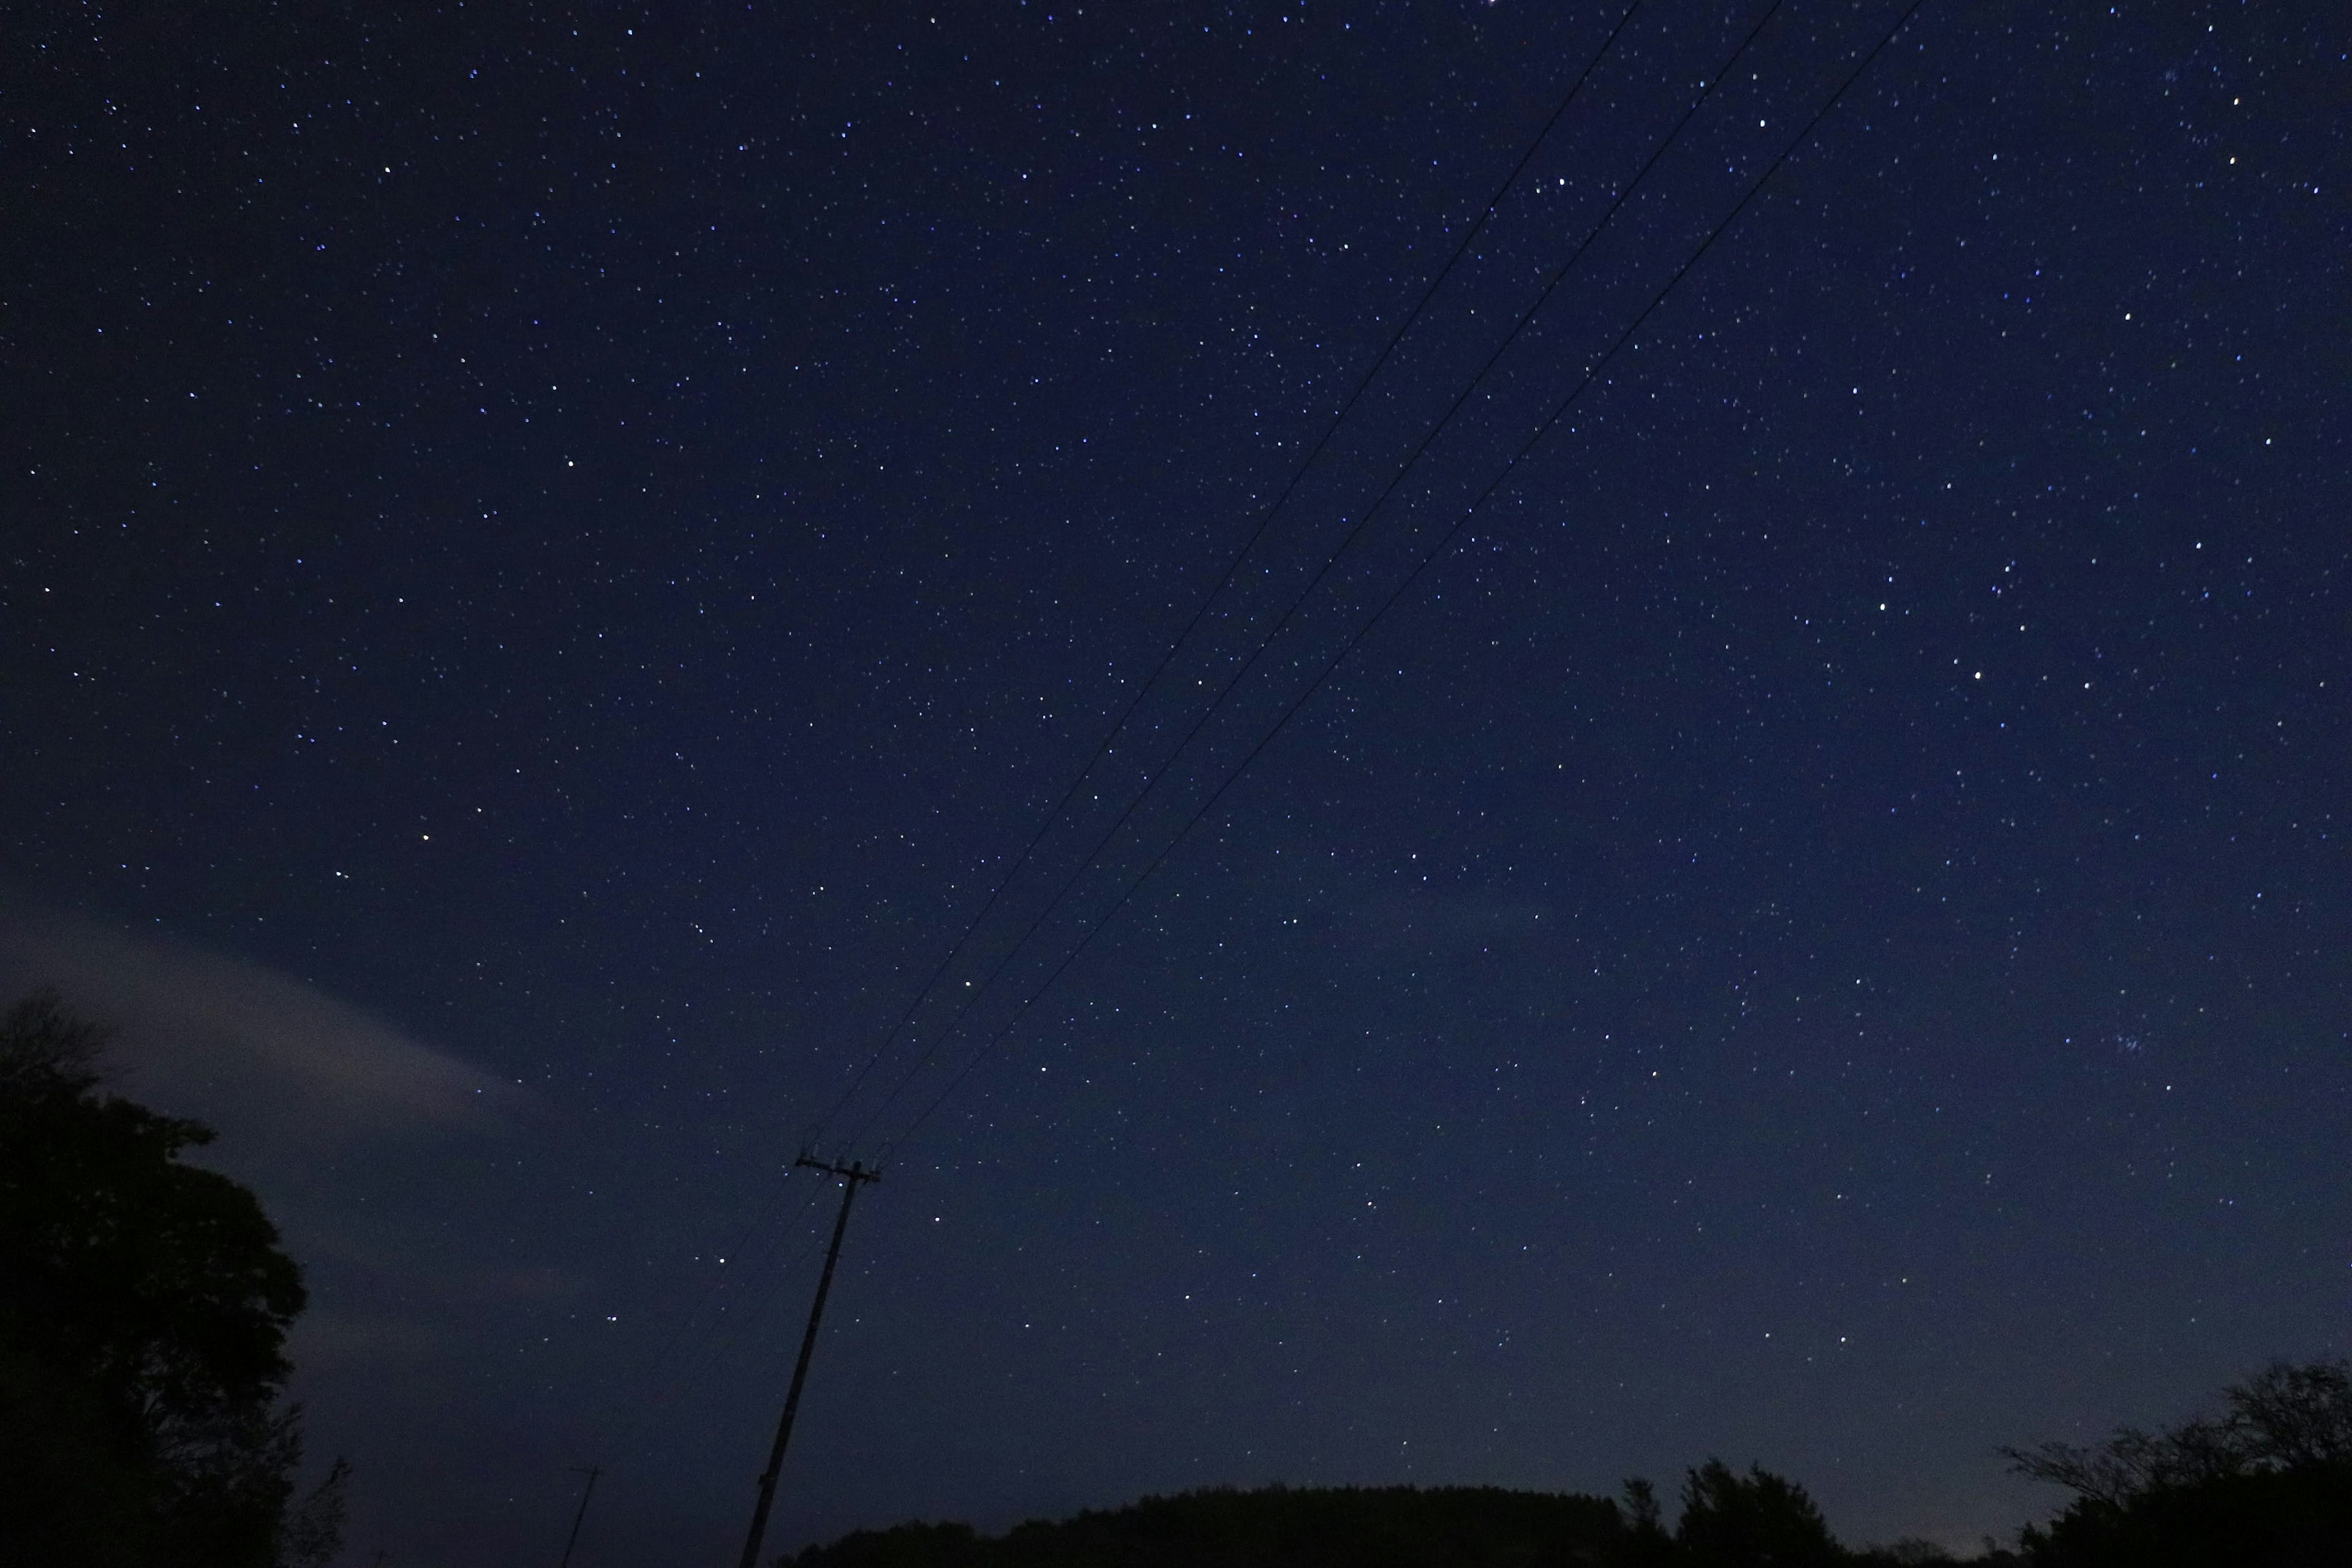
[{"x1": 6, "y1": 1, "x2": 2348, "y2": 1562}]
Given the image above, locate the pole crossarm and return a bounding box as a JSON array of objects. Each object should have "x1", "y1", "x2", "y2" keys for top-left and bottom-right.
[{"x1": 793, "y1": 1153, "x2": 882, "y2": 1185}]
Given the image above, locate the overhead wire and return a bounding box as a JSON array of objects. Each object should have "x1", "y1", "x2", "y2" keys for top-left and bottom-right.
[
  {"x1": 577, "y1": 0, "x2": 1649, "y2": 1463},
  {"x1": 797, "y1": 0, "x2": 1653, "y2": 1157},
  {"x1": 848, "y1": 0, "x2": 1794, "y2": 1156},
  {"x1": 591, "y1": 0, "x2": 1932, "y2": 1477},
  {"x1": 881, "y1": 0, "x2": 1934, "y2": 1161}
]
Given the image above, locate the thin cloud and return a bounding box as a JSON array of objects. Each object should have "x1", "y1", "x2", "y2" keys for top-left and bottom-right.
[{"x1": 0, "y1": 907, "x2": 518, "y2": 1144}]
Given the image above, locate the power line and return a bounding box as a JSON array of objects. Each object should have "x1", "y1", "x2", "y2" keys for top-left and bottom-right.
[
  {"x1": 882, "y1": 0, "x2": 1934, "y2": 1159},
  {"x1": 583, "y1": 0, "x2": 1932, "y2": 1506},
  {"x1": 570, "y1": 7, "x2": 1655, "y2": 1452},
  {"x1": 849, "y1": 0, "x2": 1793, "y2": 1154},
  {"x1": 799, "y1": 0, "x2": 1653, "y2": 1156}
]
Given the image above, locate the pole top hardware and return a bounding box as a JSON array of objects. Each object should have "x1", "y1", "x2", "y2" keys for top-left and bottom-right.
[{"x1": 794, "y1": 1152, "x2": 881, "y2": 1183}]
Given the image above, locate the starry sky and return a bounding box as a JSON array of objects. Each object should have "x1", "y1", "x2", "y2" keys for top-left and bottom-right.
[{"x1": 5, "y1": 1, "x2": 2347, "y2": 1562}]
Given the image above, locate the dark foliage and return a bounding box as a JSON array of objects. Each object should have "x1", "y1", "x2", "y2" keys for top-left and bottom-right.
[
  {"x1": 0, "y1": 992, "x2": 341, "y2": 1567},
  {"x1": 779, "y1": 1471, "x2": 1929, "y2": 1568},
  {"x1": 785, "y1": 1484, "x2": 1637, "y2": 1568},
  {"x1": 2009, "y1": 1357, "x2": 2352, "y2": 1567},
  {"x1": 1675, "y1": 1461, "x2": 1842, "y2": 1567},
  {"x1": 775, "y1": 1377, "x2": 2352, "y2": 1568},
  {"x1": 2020, "y1": 1466, "x2": 2352, "y2": 1567}
]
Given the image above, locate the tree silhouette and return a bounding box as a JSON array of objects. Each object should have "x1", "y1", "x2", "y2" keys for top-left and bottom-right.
[
  {"x1": 1673, "y1": 1460, "x2": 1844, "y2": 1568},
  {"x1": 2007, "y1": 1358, "x2": 2352, "y2": 1566},
  {"x1": 0, "y1": 992, "x2": 343, "y2": 1567}
]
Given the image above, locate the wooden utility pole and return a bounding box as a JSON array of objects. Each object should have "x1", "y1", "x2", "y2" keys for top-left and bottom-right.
[
  {"x1": 556, "y1": 1463, "x2": 601, "y2": 1568},
  {"x1": 735, "y1": 1156, "x2": 879, "y2": 1568}
]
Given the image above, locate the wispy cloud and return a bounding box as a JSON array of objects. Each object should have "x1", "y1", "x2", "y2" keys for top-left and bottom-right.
[{"x1": 0, "y1": 906, "x2": 518, "y2": 1145}]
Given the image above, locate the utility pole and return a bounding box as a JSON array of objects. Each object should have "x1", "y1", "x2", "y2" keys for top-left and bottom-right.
[
  {"x1": 735, "y1": 1155, "x2": 879, "y2": 1568},
  {"x1": 556, "y1": 1464, "x2": 602, "y2": 1568}
]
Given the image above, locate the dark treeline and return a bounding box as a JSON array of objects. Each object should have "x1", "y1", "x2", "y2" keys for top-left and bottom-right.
[
  {"x1": 2007, "y1": 1357, "x2": 2352, "y2": 1564},
  {"x1": 5, "y1": 990, "x2": 2346, "y2": 1566},
  {"x1": 786, "y1": 1357, "x2": 2352, "y2": 1568},
  {"x1": 780, "y1": 1469, "x2": 1899, "y2": 1568}
]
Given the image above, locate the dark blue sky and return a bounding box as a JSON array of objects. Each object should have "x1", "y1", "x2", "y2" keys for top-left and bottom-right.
[{"x1": 6, "y1": 1, "x2": 2346, "y2": 1562}]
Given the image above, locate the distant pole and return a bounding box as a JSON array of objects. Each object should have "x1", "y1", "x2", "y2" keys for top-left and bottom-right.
[
  {"x1": 557, "y1": 1464, "x2": 602, "y2": 1568},
  {"x1": 736, "y1": 1156, "x2": 880, "y2": 1568}
]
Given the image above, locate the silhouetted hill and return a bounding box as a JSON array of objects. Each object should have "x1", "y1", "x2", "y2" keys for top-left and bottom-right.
[
  {"x1": 780, "y1": 1356, "x2": 2352, "y2": 1568},
  {"x1": 783, "y1": 1485, "x2": 1641, "y2": 1568}
]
